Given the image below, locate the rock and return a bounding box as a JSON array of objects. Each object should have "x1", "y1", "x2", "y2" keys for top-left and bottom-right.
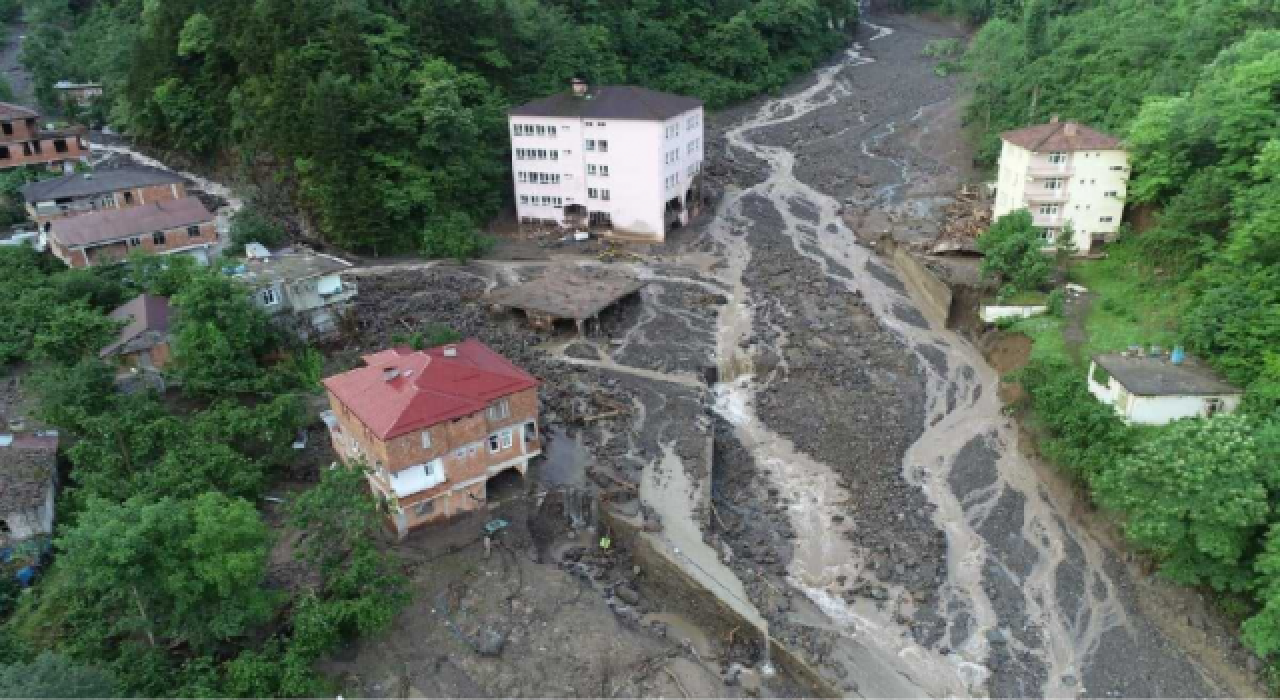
[
  {"x1": 985, "y1": 628, "x2": 1007, "y2": 646},
  {"x1": 615, "y1": 585, "x2": 641, "y2": 606}
]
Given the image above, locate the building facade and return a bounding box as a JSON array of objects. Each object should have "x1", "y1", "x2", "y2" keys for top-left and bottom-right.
[
  {"x1": 0, "y1": 102, "x2": 89, "y2": 172},
  {"x1": 236, "y1": 246, "x2": 358, "y2": 337},
  {"x1": 47, "y1": 196, "x2": 217, "y2": 268},
  {"x1": 1087, "y1": 352, "x2": 1243, "y2": 425},
  {"x1": 993, "y1": 117, "x2": 1129, "y2": 253},
  {"x1": 100, "y1": 294, "x2": 172, "y2": 375},
  {"x1": 22, "y1": 166, "x2": 188, "y2": 230},
  {"x1": 322, "y1": 341, "x2": 542, "y2": 538},
  {"x1": 53, "y1": 81, "x2": 104, "y2": 108},
  {"x1": 508, "y1": 81, "x2": 704, "y2": 241}
]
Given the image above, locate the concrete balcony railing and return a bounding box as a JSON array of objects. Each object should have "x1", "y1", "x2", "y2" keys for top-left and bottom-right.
[
  {"x1": 1032, "y1": 213, "x2": 1066, "y2": 228},
  {"x1": 1024, "y1": 188, "x2": 1069, "y2": 203},
  {"x1": 1027, "y1": 162, "x2": 1073, "y2": 177}
]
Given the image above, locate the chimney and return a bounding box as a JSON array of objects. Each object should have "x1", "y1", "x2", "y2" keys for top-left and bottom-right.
[
  {"x1": 570, "y1": 78, "x2": 588, "y2": 97},
  {"x1": 443, "y1": 345, "x2": 458, "y2": 357},
  {"x1": 1064, "y1": 122, "x2": 1078, "y2": 137},
  {"x1": 1049, "y1": 114, "x2": 1060, "y2": 124},
  {"x1": 383, "y1": 367, "x2": 400, "y2": 382}
]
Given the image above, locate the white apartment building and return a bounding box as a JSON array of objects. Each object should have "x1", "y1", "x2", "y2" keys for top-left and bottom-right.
[
  {"x1": 992, "y1": 117, "x2": 1130, "y2": 253},
  {"x1": 508, "y1": 80, "x2": 704, "y2": 241}
]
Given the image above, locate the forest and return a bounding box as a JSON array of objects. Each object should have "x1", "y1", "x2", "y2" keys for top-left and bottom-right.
[
  {"x1": 20, "y1": 0, "x2": 858, "y2": 256},
  {"x1": 917, "y1": 0, "x2": 1280, "y2": 674}
]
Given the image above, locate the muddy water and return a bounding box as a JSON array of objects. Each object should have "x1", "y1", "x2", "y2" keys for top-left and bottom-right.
[{"x1": 703, "y1": 20, "x2": 1157, "y2": 699}]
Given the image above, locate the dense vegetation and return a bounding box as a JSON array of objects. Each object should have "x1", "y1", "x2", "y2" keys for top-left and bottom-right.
[
  {"x1": 0, "y1": 247, "x2": 407, "y2": 696},
  {"x1": 920, "y1": 0, "x2": 1280, "y2": 668},
  {"x1": 21, "y1": 0, "x2": 858, "y2": 256}
]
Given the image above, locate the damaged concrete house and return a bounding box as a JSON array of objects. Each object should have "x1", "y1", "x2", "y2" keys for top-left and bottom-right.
[
  {"x1": 47, "y1": 196, "x2": 218, "y2": 268},
  {"x1": 233, "y1": 245, "x2": 356, "y2": 337},
  {"x1": 21, "y1": 165, "x2": 188, "y2": 232},
  {"x1": 509, "y1": 79, "x2": 704, "y2": 241},
  {"x1": 321, "y1": 340, "x2": 541, "y2": 538},
  {"x1": 0, "y1": 102, "x2": 89, "y2": 173},
  {"x1": 0, "y1": 432, "x2": 59, "y2": 544}
]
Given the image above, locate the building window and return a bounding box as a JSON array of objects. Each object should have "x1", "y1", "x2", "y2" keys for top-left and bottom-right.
[
  {"x1": 187, "y1": 225, "x2": 201, "y2": 238},
  {"x1": 599, "y1": 165, "x2": 609, "y2": 176},
  {"x1": 550, "y1": 150, "x2": 559, "y2": 161},
  {"x1": 1099, "y1": 216, "x2": 1114, "y2": 223},
  {"x1": 152, "y1": 231, "x2": 166, "y2": 245},
  {"x1": 1109, "y1": 165, "x2": 1125, "y2": 171},
  {"x1": 0, "y1": 146, "x2": 8, "y2": 160},
  {"x1": 600, "y1": 189, "x2": 610, "y2": 201},
  {"x1": 1044, "y1": 178, "x2": 1064, "y2": 190},
  {"x1": 1038, "y1": 228, "x2": 1057, "y2": 243},
  {"x1": 1104, "y1": 190, "x2": 1118, "y2": 197},
  {"x1": 487, "y1": 398, "x2": 510, "y2": 421},
  {"x1": 487, "y1": 429, "x2": 514, "y2": 453},
  {"x1": 585, "y1": 121, "x2": 593, "y2": 127},
  {"x1": 535, "y1": 125, "x2": 546, "y2": 136},
  {"x1": 421, "y1": 431, "x2": 431, "y2": 449},
  {"x1": 260, "y1": 287, "x2": 280, "y2": 306},
  {"x1": 1038, "y1": 204, "x2": 1060, "y2": 217},
  {"x1": 128, "y1": 236, "x2": 142, "y2": 247},
  {"x1": 587, "y1": 164, "x2": 597, "y2": 175},
  {"x1": 548, "y1": 126, "x2": 557, "y2": 137},
  {"x1": 597, "y1": 122, "x2": 606, "y2": 127},
  {"x1": 588, "y1": 188, "x2": 599, "y2": 199},
  {"x1": 0, "y1": 122, "x2": 10, "y2": 135},
  {"x1": 598, "y1": 140, "x2": 608, "y2": 153},
  {"x1": 54, "y1": 139, "x2": 68, "y2": 154},
  {"x1": 586, "y1": 139, "x2": 596, "y2": 151},
  {"x1": 1047, "y1": 151, "x2": 1066, "y2": 164},
  {"x1": 414, "y1": 500, "x2": 435, "y2": 517},
  {"x1": 524, "y1": 421, "x2": 537, "y2": 443},
  {"x1": 519, "y1": 195, "x2": 529, "y2": 205},
  {"x1": 517, "y1": 172, "x2": 528, "y2": 183}
]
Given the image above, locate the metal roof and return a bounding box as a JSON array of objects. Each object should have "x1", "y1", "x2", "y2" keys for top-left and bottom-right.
[{"x1": 322, "y1": 340, "x2": 539, "y2": 440}]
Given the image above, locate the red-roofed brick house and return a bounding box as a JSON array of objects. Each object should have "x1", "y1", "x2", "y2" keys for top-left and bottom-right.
[
  {"x1": 47, "y1": 196, "x2": 217, "y2": 268},
  {"x1": 321, "y1": 340, "x2": 542, "y2": 537}
]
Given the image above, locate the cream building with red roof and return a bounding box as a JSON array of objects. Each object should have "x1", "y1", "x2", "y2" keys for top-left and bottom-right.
[
  {"x1": 321, "y1": 339, "x2": 541, "y2": 537},
  {"x1": 993, "y1": 116, "x2": 1130, "y2": 253}
]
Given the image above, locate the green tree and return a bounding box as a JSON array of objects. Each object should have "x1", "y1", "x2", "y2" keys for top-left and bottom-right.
[
  {"x1": 977, "y1": 209, "x2": 1052, "y2": 295},
  {"x1": 32, "y1": 301, "x2": 122, "y2": 365},
  {"x1": 56, "y1": 493, "x2": 276, "y2": 652},
  {"x1": 1093, "y1": 415, "x2": 1274, "y2": 592},
  {"x1": 168, "y1": 267, "x2": 278, "y2": 396},
  {"x1": 0, "y1": 652, "x2": 117, "y2": 698}
]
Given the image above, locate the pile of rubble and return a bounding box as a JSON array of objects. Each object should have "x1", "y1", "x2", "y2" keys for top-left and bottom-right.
[{"x1": 927, "y1": 184, "x2": 990, "y2": 254}]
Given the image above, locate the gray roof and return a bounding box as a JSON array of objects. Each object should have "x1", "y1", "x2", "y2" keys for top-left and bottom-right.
[
  {"x1": 235, "y1": 250, "x2": 351, "y2": 288},
  {"x1": 1093, "y1": 353, "x2": 1241, "y2": 397},
  {"x1": 0, "y1": 433, "x2": 57, "y2": 514},
  {"x1": 510, "y1": 86, "x2": 701, "y2": 121},
  {"x1": 22, "y1": 166, "x2": 185, "y2": 203},
  {"x1": 487, "y1": 268, "x2": 645, "y2": 321}
]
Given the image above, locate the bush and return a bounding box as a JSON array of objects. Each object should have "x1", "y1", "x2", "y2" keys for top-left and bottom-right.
[
  {"x1": 228, "y1": 204, "x2": 287, "y2": 254},
  {"x1": 1015, "y1": 357, "x2": 1134, "y2": 483},
  {"x1": 1046, "y1": 288, "x2": 1066, "y2": 317}
]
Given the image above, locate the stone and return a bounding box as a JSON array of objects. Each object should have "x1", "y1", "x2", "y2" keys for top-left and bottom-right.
[{"x1": 615, "y1": 585, "x2": 640, "y2": 606}]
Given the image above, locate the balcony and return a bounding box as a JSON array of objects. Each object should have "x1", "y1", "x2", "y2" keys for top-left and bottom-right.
[
  {"x1": 1032, "y1": 213, "x2": 1066, "y2": 228},
  {"x1": 1023, "y1": 187, "x2": 1068, "y2": 203},
  {"x1": 1027, "y1": 159, "x2": 1073, "y2": 177}
]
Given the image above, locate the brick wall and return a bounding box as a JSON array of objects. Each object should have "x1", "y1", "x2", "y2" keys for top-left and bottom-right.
[
  {"x1": 57, "y1": 219, "x2": 217, "y2": 268},
  {"x1": 326, "y1": 385, "x2": 541, "y2": 524},
  {"x1": 0, "y1": 133, "x2": 88, "y2": 170}
]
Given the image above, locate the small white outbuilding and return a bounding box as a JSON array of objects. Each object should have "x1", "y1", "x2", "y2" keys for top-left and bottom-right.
[{"x1": 1087, "y1": 351, "x2": 1243, "y2": 425}]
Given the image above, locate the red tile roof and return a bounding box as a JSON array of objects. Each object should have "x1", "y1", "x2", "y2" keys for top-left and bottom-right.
[
  {"x1": 322, "y1": 339, "x2": 539, "y2": 440},
  {"x1": 1000, "y1": 120, "x2": 1123, "y2": 152},
  {"x1": 50, "y1": 196, "x2": 213, "y2": 248}
]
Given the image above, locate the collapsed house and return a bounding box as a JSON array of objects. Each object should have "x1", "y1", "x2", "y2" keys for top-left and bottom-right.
[
  {"x1": 232, "y1": 244, "x2": 357, "y2": 338},
  {"x1": 487, "y1": 267, "x2": 645, "y2": 334},
  {"x1": 0, "y1": 432, "x2": 58, "y2": 545}
]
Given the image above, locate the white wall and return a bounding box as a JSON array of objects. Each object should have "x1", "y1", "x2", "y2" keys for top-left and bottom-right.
[
  {"x1": 1127, "y1": 394, "x2": 1242, "y2": 426},
  {"x1": 509, "y1": 105, "x2": 704, "y2": 240},
  {"x1": 1064, "y1": 149, "x2": 1128, "y2": 250},
  {"x1": 993, "y1": 140, "x2": 1031, "y2": 220},
  {"x1": 4, "y1": 483, "x2": 55, "y2": 541},
  {"x1": 993, "y1": 139, "x2": 1130, "y2": 253},
  {"x1": 980, "y1": 304, "x2": 1048, "y2": 323}
]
